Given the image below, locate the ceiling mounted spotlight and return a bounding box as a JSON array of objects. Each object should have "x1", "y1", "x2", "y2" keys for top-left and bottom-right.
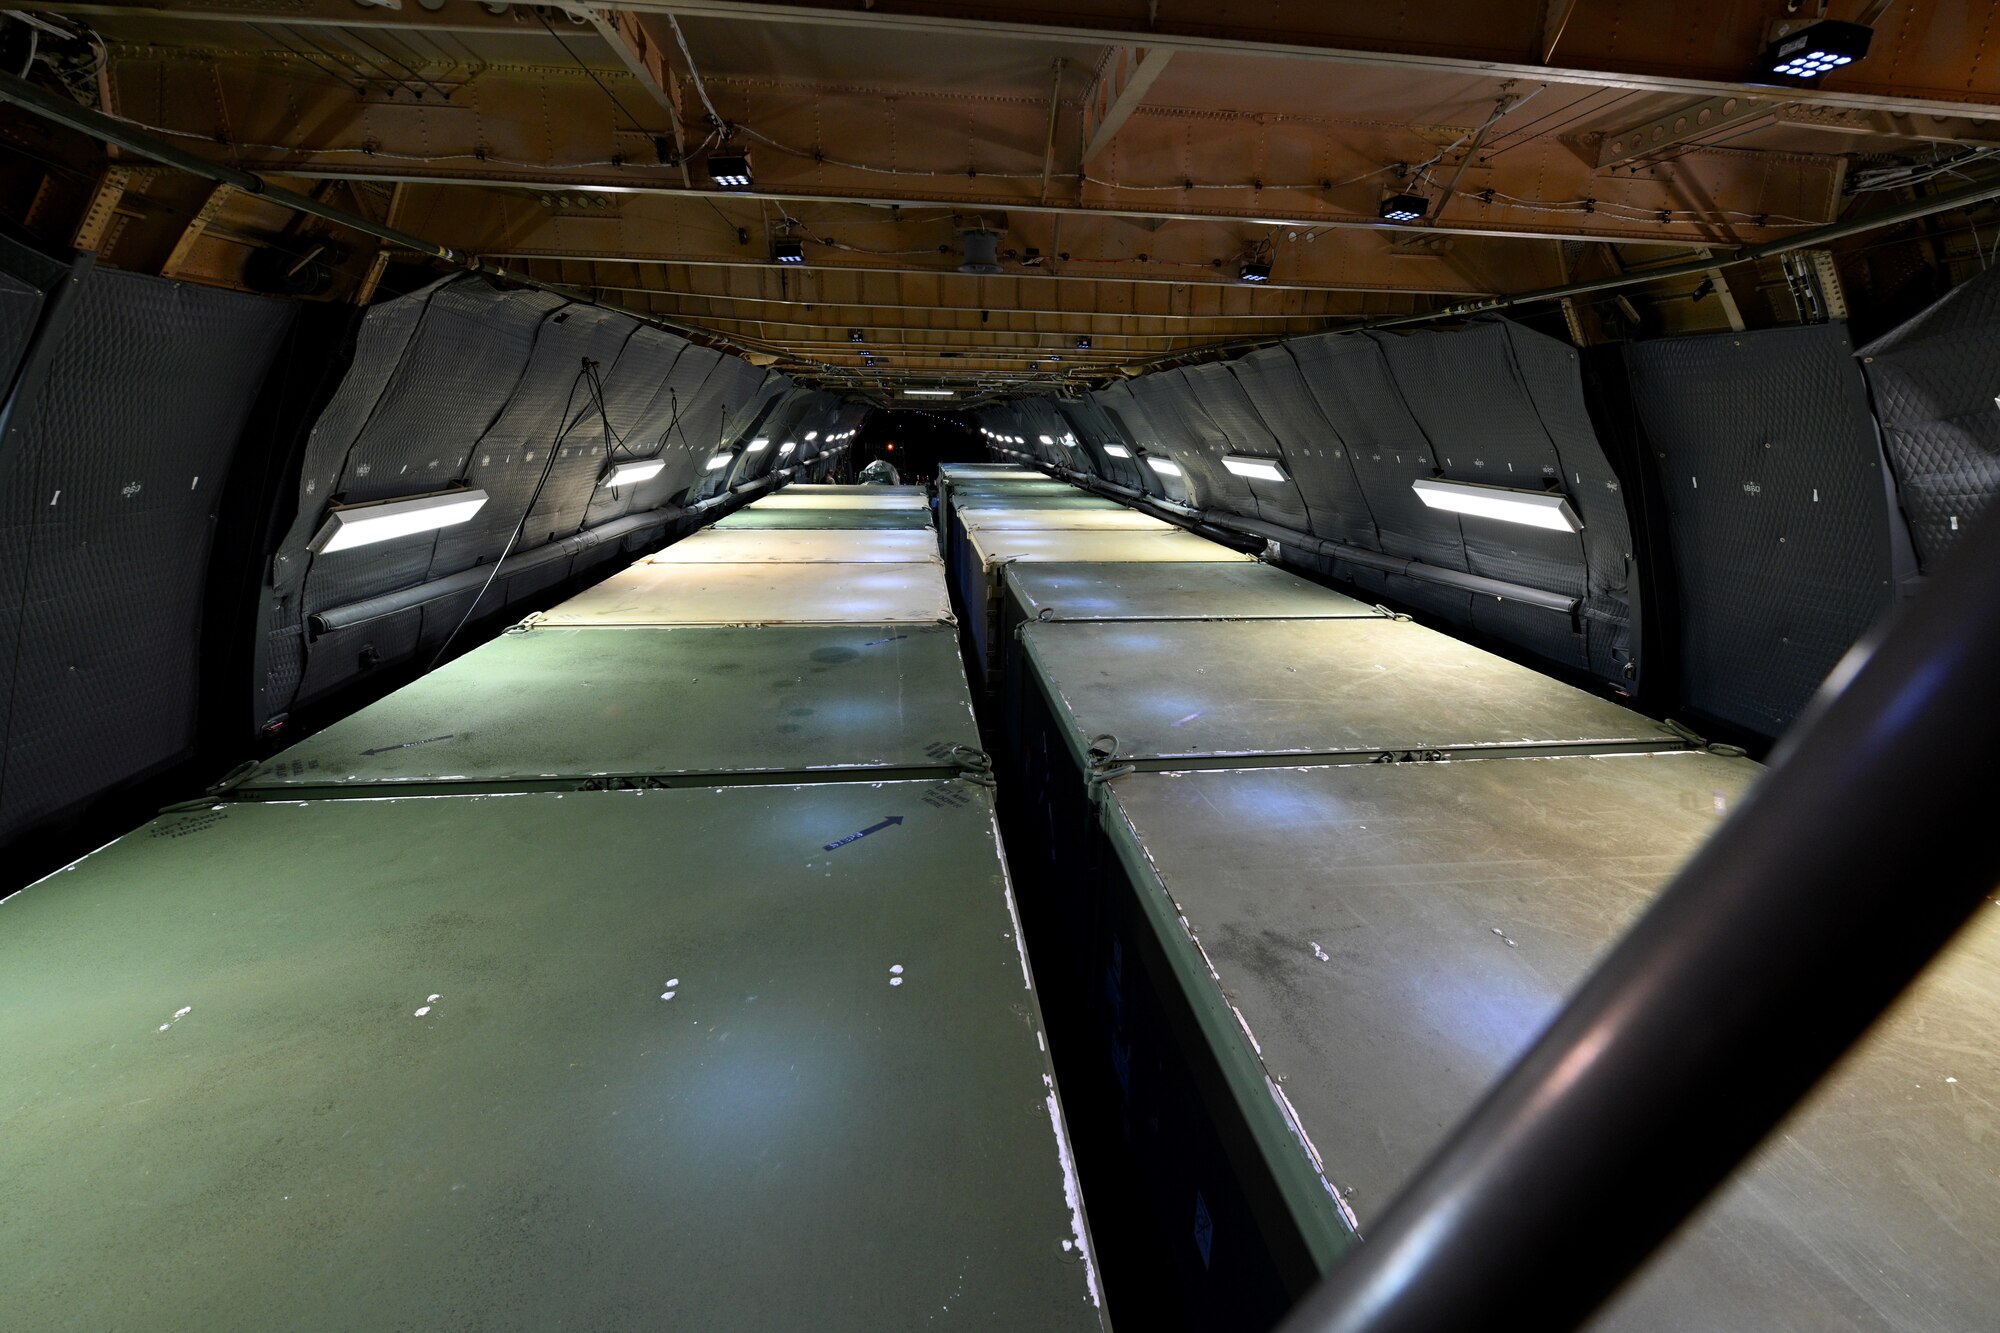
[
  {"x1": 1238, "y1": 260, "x2": 1272, "y2": 283},
  {"x1": 772, "y1": 239, "x2": 805, "y2": 265},
  {"x1": 1076, "y1": 336, "x2": 1092, "y2": 350},
  {"x1": 1103, "y1": 443, "x2": 1132, "y2": 458},
  {"x1": 958, "y1": 228, "x2": 1005, "y2": 275},
  {"x1": 1144, "y1": 456, "x2": 1184, "y2": 478},
  {"x1": 849, "y1": 329, "x2": 864, "y2": 342},
  {"x1": 704, "y1": 451, "x2": 736, "y2": 472},
  {"x1": 1379, "y1": 193, "x2": 1429, "y2": 223},
  {"x1": 706, "y1": 153, "x2": 752, "y2": 189},
  {"x1": 1761, "y1": 19, "x2": 1871, "y2": 82}
]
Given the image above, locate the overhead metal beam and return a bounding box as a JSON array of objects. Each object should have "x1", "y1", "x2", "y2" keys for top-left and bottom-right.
[
  {"x1": 626, "y1": 1, "x2": 2000, "y2": 121},
  {"x1": 570, "y1": 8, "x2": 694, "y2": 186},
  {"x1": 97, "y1": 47, "x2": 1843, "y2": 247},
  {"x1": 1598, "y1": 93, "x2": 1780, "y2": 170},
  {"x1": 1078, "y1": 46, "x2": 1173, "y2": 165}
]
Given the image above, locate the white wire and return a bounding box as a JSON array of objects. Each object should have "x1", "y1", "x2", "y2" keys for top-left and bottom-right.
[{"x1": 666, "y1": 13, "x2": 726, "y2": 132}]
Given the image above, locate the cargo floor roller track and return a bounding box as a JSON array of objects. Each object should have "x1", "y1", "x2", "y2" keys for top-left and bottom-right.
[{"x1": 0, "y1": 485, "x2": 1106, "y2": 1332}]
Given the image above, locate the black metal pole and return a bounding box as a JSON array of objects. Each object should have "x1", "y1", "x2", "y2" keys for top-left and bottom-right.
[{"x1": 1273, "y1": 492, "x2": 2000, "y2": 1330}]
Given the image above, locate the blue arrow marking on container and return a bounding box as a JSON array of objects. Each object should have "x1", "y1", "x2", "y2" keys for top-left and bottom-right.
[
  {"x1": 360, "y1": 734, "x2": 454, "y2": 756},
  {"x1": 824, "y1": 815, "x2": 904, "y2": 851}
]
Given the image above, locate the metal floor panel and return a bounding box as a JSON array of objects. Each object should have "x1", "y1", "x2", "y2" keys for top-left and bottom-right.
[
  {"x1": 968, "y1": 529, "x2": 1256, "y2": 568},
  {"x1": 536, "y1": 561, "x2": 953, "y2": 627},
  {"x1": 783, "y1": 482, "x2": 928, "y2": 497},
  {"x1": 952, "y1": 495, "x2": 1125, "y2": 514},
  {"x1": 1022, "y1": 617, "x2": 1680, "y2": 768},
  {"x1": 715, "y1": 508, "x2": 934, "y2": 531},
  {"x1": 645, "y1": 528, "x2": 942, "y2": 564},
  {"x1": 1102, "y1": 754, "x2": 2000, "y2": 1332},
  {"x1": 1005, "y1": 561, "x2": 1380, "y2": 623},
  {"x1": 240, "y1": 625, "x2": 980, "y2": 792},
  {"x1": 1, "y1": 784, "x2": 1104, "y2": 1331},
  {"x1": 749, "y1": 491, "x2": 930, "y2": 511},
  {"x1": 960, "y1": 510, "x2": 1176, "y2": 533}
]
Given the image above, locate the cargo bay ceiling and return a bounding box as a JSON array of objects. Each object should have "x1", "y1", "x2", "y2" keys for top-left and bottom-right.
[{"x1": 5, "y1": 1, "x2": 1999, "y2": 400}]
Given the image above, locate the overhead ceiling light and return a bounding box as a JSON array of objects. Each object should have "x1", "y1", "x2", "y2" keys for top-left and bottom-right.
[
  {"x1": 1076, "y1": 336, "x2": 1092, "y2": 350},
  {"x1": 704, "y1": 451, "x2": 736, "y2": 472},
  {"x1": 309, "y1": 488, "x2": 489, "y2": 554},
  {"x1": 1238, "y1": 260, "x2": 1272, "y2": 283},
  {"x1": 1761, "y1": 19, "x2": 1870, "y2": 82},
  {"x1": 958, "y1": 228, "x2": 1004, "y2": 275},
  {"x1": 602, "y1": 458, "x2": 667, "y2": 487},
  {"x1": 848, "y1": 329, "x2": 864, "y2": 342},
  {"x1": 1145, "y1": 457, "x2": 1184, "y2": 478},
  {"x1": 778, "y1": 441, "x2": 797, "y2": 457},
  {"x1": 773, "y1": 239, "x2": 805, "y2": 264},
  {"x1": 804, "y1": 430, "x2": 819, "y2": 441},
  {"x1": 1038, "y1": 434, "x2": 1055, "y2": 445},
  {"x1": 1412, "y1": 477, "x2": 1581, "y2": 532},
  {"x1": 1379, "y1": 193, "x2": 1428, "y2": 223},
  {"x1": 746, "y1": 438, "x2": 771, "y2": 453},
  {"x1": 902, "y1": 388, "x2": 956, "y2": 397},
  {"x1": 1103, "y1": 443, "x2": 1132, "y2": 458},
  {"x1": 1222, "y1": 454, "x2": 1289, "y2": 483},
  {"x1": 706, "y1": 153, "x2": 753, "y2": 189}
]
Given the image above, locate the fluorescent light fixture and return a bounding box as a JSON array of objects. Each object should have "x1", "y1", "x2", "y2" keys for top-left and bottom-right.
[
  {"x1": 804, "y1": 430, "x2": 819, "y2": 441},
  {"x1": 1412, "y1": 477, "x2": 1581, "y2": 532},
  {"x1": 1762, "y1": 20, "x2": 1870, "y2": 81},
  {"x1": 1222, "y1": 454, "x2": 1289, "y2": 483},
  {"x1": 745, "y1": 437, "x2": 771, "y2": 452},
  {"x1": 705, "y1": 451, "x2": 736, "y2": 472},
  {"x1": 1104, "y1": 443, "x2": 1132, "y2": 458},
  {"x1": 1379, "y1": 193, "x2": 1428, "y2": 223},
  {"x1": 1038, "y1": 434, "x2": 1055, "y2": 445},
  {"x1": 602, "y1": 458, "x2": 666, "y2": 487},
  {"x1": 778, "y1": 441, "x2": 797, "y2": 457},
  {"x1": 310, "y1": 488, "x2": 488, "y2": 554},
  {"x1": 706, "y1": 153, "x2": 752, "y2": 189},
  {"x1": 902, "y1": 388, "x2": 956, "y2": 397},
  {"x1": 1145, "y1": 457, "x2": 1184, "y2": 478}
]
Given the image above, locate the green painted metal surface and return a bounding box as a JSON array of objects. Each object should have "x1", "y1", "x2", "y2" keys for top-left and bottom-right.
[
  {"x1": 1021, "y1": 617, "x2": 1681, "y2": 770},
  {"x1": 715, "y1": 508, "x2": 934, "y2": 531},
  {"x1": 967, "y1": 529, "x2": 1255, "y2": 571},
  {"x1": 940, "y1": 465, "x2": 1034, "y2": 480},
  {"x1": 0, "y1": 783, "x2": 1105, "y2": 1330},
  {"x1": 959, "y1": 510, "x2": 1174, "y2": 533},
  {"x1": 241, "y1": 625, "x2": 981, "y2": 793},
  {"x1": 1101, "y1": 753, "x2": 2000, "y2": 1330},
  {"x1": 536, "y1": 561, "x2": 954, "y2": 627},
  {"x1": 647, "y1": 529, "x2": 943, "y2": 565},
  {"x1": 1004, "y1": 561, "x2": 1379, "y2": 624},
  {"x1": 750, "y1": 491, "x2": 929, "y2": 511}
]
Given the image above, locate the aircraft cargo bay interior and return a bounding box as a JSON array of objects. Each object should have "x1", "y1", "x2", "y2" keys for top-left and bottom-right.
[{"x1": 1, "y1": 4, "x2": 1998, "y2": 1330}]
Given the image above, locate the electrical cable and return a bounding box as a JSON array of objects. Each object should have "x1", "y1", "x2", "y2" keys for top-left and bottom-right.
[
  {"x1": 666, "y1": 13, "x2": 725, "y2": 131},
  {"x1": 425, "y1": 359, "x2": 597, "y2": 670},
  {"x1": 536, "y1": 8, "x2": 652, "y2": 136}
]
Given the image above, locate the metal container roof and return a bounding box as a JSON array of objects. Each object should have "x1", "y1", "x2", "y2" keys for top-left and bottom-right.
[
  {"x1": 1021, "y1": 617, "x2": 1680, "y2": 768},
  {"x1": 958, "y1": 509, "x2": 1175, "y2": 533},
  {"x1": 966, "y1": 528, "x2": 1255, "y2": 571},
  {"x1": 715, "y1": 508, "x2": 935, "y2": 531},
  {"x1": 2, "y1": 783, "x2": 1104, "y2": 1329},
  {"x1": 750, "y1": 491, "x2": 930, "y2": 511},
  {"x1": 242, "y1": 625, "x2": 980, "y2": 792},
  {"x1": 1005, "y1": 561, "x2": 1379, "y2": 623},
  {"x1": 536, "y1": 561, "x2": 953, "y2": 627},
  {"x1": 1100, "y1": 753, "x2": 2000, "y2": 1328},
  {"x1": 645, "y1": 528, "x2": 942, "y2": 565}
]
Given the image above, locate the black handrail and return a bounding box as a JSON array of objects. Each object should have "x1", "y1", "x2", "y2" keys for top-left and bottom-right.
[{"x1": 1265, "y1": 487, "x2": 2000, "y2": 1328}]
